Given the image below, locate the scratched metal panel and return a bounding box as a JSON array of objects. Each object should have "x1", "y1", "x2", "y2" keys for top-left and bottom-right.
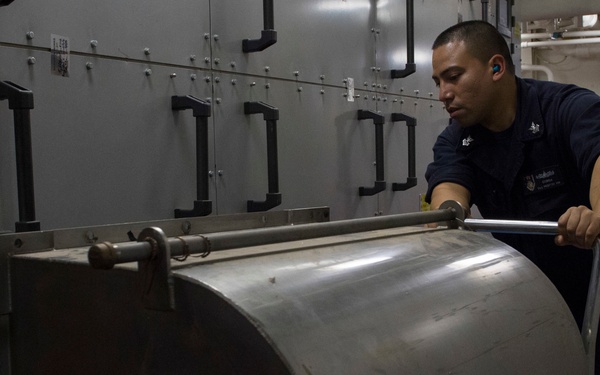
[
  {"x1": 0, "y1": 48, "x2": 212, "y2": 231},
  {"x1": 0, "y1": 0, "x2": 210, "y2": 67},
  {"x1": 212, "y1": 72, "x2": 380, "y2": 220},
  {"x1": 210, "y1": 0, "x2": 378, "y2": 88}
]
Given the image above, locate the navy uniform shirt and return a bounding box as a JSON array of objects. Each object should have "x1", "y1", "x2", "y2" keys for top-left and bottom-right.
[{"x1": 425, "y1": 77, "x2": 600, "y2": 327}]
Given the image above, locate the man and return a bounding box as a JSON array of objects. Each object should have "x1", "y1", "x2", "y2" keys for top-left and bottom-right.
[{"x1": 425, "y1": 20, "x2": 600, "y2": 331}]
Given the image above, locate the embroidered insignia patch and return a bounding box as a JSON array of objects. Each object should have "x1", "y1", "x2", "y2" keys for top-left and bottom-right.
[
  {"x1": 462, "y1": 135, "x2": 474, "y2": 147},
  {"x1": 529, "y1": 122, "x2": 540, "y2": 134}
]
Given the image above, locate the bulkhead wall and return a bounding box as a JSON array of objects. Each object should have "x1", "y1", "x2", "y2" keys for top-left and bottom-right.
[{"x1": 0, "y1": 1, "x2": 484, "y2": 231}]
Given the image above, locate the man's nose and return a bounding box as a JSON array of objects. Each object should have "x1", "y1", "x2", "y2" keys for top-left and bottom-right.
[{"x1": 438, "y1": 83, "x2": 452, "y2": 102}]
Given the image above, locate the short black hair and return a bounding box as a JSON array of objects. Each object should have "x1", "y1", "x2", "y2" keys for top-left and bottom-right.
[{"x1": 432, "y1": 20, "x2": 515, "y2": 74}]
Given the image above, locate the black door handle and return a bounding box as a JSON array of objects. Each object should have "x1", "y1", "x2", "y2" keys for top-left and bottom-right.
[
  {"x1": 244, "y1": 101, "x2": 282, "y2": 212},
  {"x1": 391, "y1": 113, "x2": 417, "y2": 191},
  {"x1": 358, "y1": 110, "x2": 386, "y2": 196},
  {"x1": 171, "y1": 95, "x2": 213, "y2": 218},
  {"x1": 391, "y1": 0, "x2": 416, "y2": 79},
  {"x1": 243, "y1": 0, "x2": 277, "y2": 52},
  {"x1": 0, "y1": 81, "x2": 40, "y2": 232}
]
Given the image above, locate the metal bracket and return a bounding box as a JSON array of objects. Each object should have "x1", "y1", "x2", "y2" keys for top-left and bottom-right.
[{"x1": 137, "y1": 227, "x2": 174, "y2": 311}]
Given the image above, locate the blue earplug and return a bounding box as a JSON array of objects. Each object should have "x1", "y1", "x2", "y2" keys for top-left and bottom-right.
[{"x1": 493, "y1": 64, "x2": 500, "y2": 73}]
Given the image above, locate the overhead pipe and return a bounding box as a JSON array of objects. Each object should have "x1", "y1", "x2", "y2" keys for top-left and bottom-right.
[
  {"x1": 522, "y1": 37, "x2": 600, "y2": 48},
  {"x1": 522, "y1": 30, "x2": 600, "y2": 40},
  {"x1": 0, "y1": 81, "x2": 40, "y2": 232},
  {"x1": 391, "y1": 0, "x2": 416, "y2": 79},
  {"x1": 521, "y1": 64, "x2": 554, "y2": 81}
]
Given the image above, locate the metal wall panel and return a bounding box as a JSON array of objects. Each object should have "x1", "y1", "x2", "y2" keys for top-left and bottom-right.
[
  {"x1": 0, "y1": 48, "x2": 212, "y2": 230},
  {"x1": 210, "y1": 0, "x2": 378, "y2": 87},
  {"x1": 212, "y1": 72, "x2": 379, "y2": 220},
  {"x1": 0, "y1": 0, "x2": 210, "y2": 66},
  {"x1": 0, "y1": 0, "x2": 482, "y2": 230}
]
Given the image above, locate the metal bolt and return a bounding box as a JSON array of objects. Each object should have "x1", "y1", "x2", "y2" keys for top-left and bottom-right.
[
  {"x1": 181, "y1": 221, "x2": 192, "y2": 235},
  {"x1": 213, "y1": 34, "x2": 219, "y2": 41},
  {"x1": 86, "y1": 62, "x2": 94, "y2": 70},
  {"x1": 371, "y1": 67, "x2": 376, "y2": 72},
  {"x1": 364, "y1": 95, "x2": 368, "y2": 100},
  {"x1": 320, "y1": 75, "x2": 325, "y2": 81},
  {"x1": 429, "y1": 92, "x2": 434, "y2": 97},
  {"x1": 231, "y1": 79, "x2": 237, "y2": 85},
  {"x1": 215, "y1": 98, "x2": 222, "y2": 104},
  {"x1": 343, "y1": 93, "x2": 348, "y2": 98},
  {"x1": 144, "y1": 47, "x2": 151, "y2": 55},
  {"x1": 190, "y1": 74, "x2": 197, "y2": 81},
  {"x1": 208, "y1": 170, "x2": 214, "y2": 177},
  {"x1": 217, "y1": 170, "x2": 224, "y2": 176},
  {"x1": 400, "y1": 99, "x2": 405, "y2": 104},
  {"x1": 376, "y1": 67, "x2": 381, "y2": 72},
  {"x1": 293, "y1": 71, "x2": 300, "y2": 77},
  {"x1": 414, "y1": 89, "x2": 420, "y2": 95},
  {"x1": 144, "y1": 68, "x2": 152, "y2": 76},
  {"x1": 26, "y1": 31, "x2": 34, "y2": 40},
  {"x1": 297, "y1": 87, "x2": 303, "y2": 92},
  {"x1": 250, "y1": 82, "x2": 256, "y2": 87},
  {"x1": 204, "y1": 76, "x2": 211, "y2": 83},
  {"x1": 86, "y1": 231, "x2": 97, "y2": 243},
  {"x1": 189, "y1": 55, "x2": 196, "y2": 61},
  {"x1": 414, "y1": 101, "x2": 418, "y2": 106},
  {"x1": 264, "y1": 66, "x2": 270, "y2": 72},
  {"x1": 230, "y1": 61, "x2": 236, "y2": 68},
  {"x1": 265, "y1": 83, "x2": 270, "y2": 89},
  {"x1": 353, "y1": 94, "x2": 361, "y2": 98},
  {"x1": 204, "y1": 57, "x2": 210, "y2": 64},
  {"x1": 204, "y1": 33, "x2": 210, "y2": 40},
  {"x1": 214, "y1": 58, "x2": 220, "y2": 65},
  {"x1": 214, "y1": 77, "x2": 220, "y2": 83},
  {"x1": 27, "y1": 57, "x2": 36, "y2": 65},
  {"x1": 342, "y1": 79, "x2": 348, "y2": 84},
  {"x1": 364, "y1": 82, "x2": 368, "y2": 87},
  {"x1": 383, "y1": 85, "x2": 388, "y2": 89},
  {"x1": 320, "y1": 89, "x2": 325, "y2": 94},
  {"x1": 170, "y1": 73, "x2": 177, "y2": 78}
]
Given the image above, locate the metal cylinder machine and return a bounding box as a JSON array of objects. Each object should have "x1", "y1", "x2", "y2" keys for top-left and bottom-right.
[{"x1": 2, "y1": 203, "x2": 598, "y2": 374}]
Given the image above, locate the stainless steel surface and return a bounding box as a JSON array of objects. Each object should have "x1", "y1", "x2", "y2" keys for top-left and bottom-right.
[{"x1": 9, "y1": 225, "x2": 588, "y2": 374}]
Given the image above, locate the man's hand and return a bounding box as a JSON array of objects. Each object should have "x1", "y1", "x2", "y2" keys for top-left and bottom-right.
[{"x1": 556, "y1": 205, "x2": 600, "y2": 249}]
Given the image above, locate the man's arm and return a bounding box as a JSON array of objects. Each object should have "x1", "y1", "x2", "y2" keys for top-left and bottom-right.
[
  {"x1": 426, "y1": 182, "x2": 471, "y2": 227},
  {"x1": 556, "y1": 156, "x2": 600, "y2": 249}
]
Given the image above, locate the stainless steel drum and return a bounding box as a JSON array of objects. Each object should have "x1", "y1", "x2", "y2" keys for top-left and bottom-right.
[{"x1": 9, "y1": 223, "x2": 587, "y2": 374}]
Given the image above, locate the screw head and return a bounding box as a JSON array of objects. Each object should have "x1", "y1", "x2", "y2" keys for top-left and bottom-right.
[{"x1": 144, "y1": 47, "x2": 151, "y2": 55}]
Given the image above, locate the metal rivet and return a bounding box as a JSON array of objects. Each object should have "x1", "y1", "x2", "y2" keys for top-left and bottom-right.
[
  {"x1": 182, "y1": 221, "x2": 192, "y2": 235},
  {"x1": 214, "y1": 58, "x2": 220, "y2": 65},
  {"x1": 297, "y1": 87, "x2": 303, "y2": 92},
  {"x1": 215, "y1": 98, "x2": 222, "y2": 104},
  {"x1": 90, "y1": 40, "x2": 98, "y2": 48},
  {"x1": 320, "y1": 89, "x2": 325, "y2": 94},
  {"x1": 231, "y1": 79, "x2": 237, "y2": 85},
  {"x1": 144, "y1": 47, "x2": 151, "y2": 55},
  {"x1": 189, "y1": 55, "x2": 196, "y2": 61},
  {"x1": 190, "y1": 74, "x2": 197, "y2": 81},
  {"x1": 213, "y1": 34, "x2": 219, "y2": 41},
  {"x1": 214, "y1": 77, "x2": 220, "y2": 83},
  {"x1": 230, "y1": 61, "x2": 236, "y2": 68},
  {"x1": 204, "y1": 76, "x2": 211, "y2": 83},
  {"x1": 414, "y1": 90, "x2": 420, "y2": 95},
  {"x1": 293, "y1": 71, "x2": 300, "y2": 77},
  {"x1": 170, "y1": 73, "x2": 177, "y2": 78},
  {"x1": 265, "y1": 83, "x2": 270, "y2": 89},
  {"x1": 144, "y1": 68, "x2": 152, "y2": 76},
  {"x1": 204, "y1": 57, "x2": 210, "y2": 64},
  {"x1": 27, "y1": 57, "x2": 36, "y2": 65},
  {"x1": 208, "y1": 170, "x2": 214, "y2": 177},
  {"x1": 26, "y1": 31, "x2": 35, "y2": 40},
  {"x1": 204, "y1": 33, "x2": 210, "y2": 40},
  {"x1": 250, "y1": 82, "x2": 256, "y2": 87},
  {"x1": 264, "y1": 66, "x2": 270, "y2": 72},
  {"x1": 319, "y1": 75, "x2": 325, "y2": 81},
  {"x1": 217, "y1": 170, "x2": 224, "y2": 176},
  {"x1": 85, "y1": 62, "x2": 93, "y2": 70}
]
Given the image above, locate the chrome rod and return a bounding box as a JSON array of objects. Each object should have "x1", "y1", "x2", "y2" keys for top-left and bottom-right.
[{"x1": 463, "y1": 218, "x2": 558, "y2": 235}]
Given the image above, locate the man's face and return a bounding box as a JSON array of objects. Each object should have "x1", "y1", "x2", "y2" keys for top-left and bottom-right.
[{"x1": 432, "y1": 41, "x2": 493, "y2": 127}]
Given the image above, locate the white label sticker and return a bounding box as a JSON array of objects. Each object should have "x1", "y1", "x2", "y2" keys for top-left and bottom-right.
[
  {"x1": 51, "y1": 34, "x2": 70, "y2": 77},
  {"x1": 347, "y1": 77, "x2": 354, "y2": 102}
]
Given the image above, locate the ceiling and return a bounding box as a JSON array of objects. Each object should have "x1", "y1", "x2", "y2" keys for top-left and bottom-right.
[{"x1": 519, "y1": 0, "x2": 600, "y2": 21}]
